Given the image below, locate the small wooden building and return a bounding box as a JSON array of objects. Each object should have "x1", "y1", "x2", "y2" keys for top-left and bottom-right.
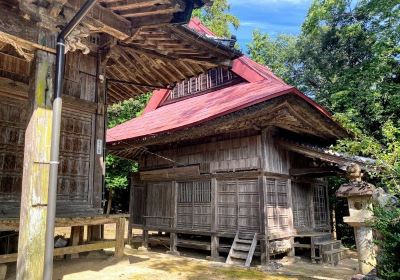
[
  {"x1": 0, "y1": 1, "x2": 240, "y2": 275},
  {"x1": 107, "y1": 19, "x2": 361, "y2": 266}
]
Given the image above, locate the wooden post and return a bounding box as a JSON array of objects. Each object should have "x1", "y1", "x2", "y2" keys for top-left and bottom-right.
[
  {"x1": 115, "y1": 218, "x2": 126, "y2": 258},
  {"x1": 287, "y1": 179, "x2": 295, "y2": 257},
  {"x1": 142, "y1": 230, "x2": 149, "y2": 249},
  {"x1": 260, "y1": 175, "x2": 270, "y2": 264},
  {"x1": 87, "y1": 225, "x2": 102, "y2": 241},
  {"x1": 68, "y1": 226, "x2": 82, "y2": 259},
  {"x1": 16, "y1": 50, "x2": 55, "y2": 280},
  {"x1": 167, "y1": 181, "x2": 179, "y2": 255},
  {"x1": 127, "y1": 178, "x2": 135, "y2": 245},
  {"x1": 210, "y1": 234, "x2": 220, "y2": 260}
]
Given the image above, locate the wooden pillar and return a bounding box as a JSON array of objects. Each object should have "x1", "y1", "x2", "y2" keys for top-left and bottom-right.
[
  {"x1": 260, "y1": 175, "x2": 270, "y2": 265},
  {"x1": 115, "y1": 218, "x2": 126, "y2": 258},
  {"x1": 287, "y1": 179, "x2": 295, "y2": 257},
  {"x1": 142, "y1": 230, "x2": 149, "y2": 249},
  {"x1": 68, "y1": 226, "x2": 82, "y2": 259},
  {"x1": 167, "y1": 181, "x2": 179, "y2": 255},
  {"x1": 210, "y1": 234, "x2": 219, "y2": 259},
  {"x1": 127, "y1": 178, "x2": 135, "y2": 245},
  {"x1": 16, "y1": 50, "x2": 55, "y2": 280},
  {"x1": 87, "y1": 225, "x2": 102, "y2": 241}
]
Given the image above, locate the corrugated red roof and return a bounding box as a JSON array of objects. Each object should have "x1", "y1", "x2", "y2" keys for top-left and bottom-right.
[{"x1": 107, "y1": 19, "x2": 334, "y2": 145}]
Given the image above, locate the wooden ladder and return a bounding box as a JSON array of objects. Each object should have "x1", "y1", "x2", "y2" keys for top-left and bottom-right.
[{"x1": 226, "y1": 232, "x2": 257, "y2": 268}]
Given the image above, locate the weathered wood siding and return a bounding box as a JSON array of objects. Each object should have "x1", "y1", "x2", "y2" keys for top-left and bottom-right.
[
  {"x1": 0, "y1": 52, "x2": 103, "y2": 217},
  {"x1": 145, "y1": 182, "x2": 174, "y2": 228},
  {"x1": 265, "y1": 178, "x2": 291, "y2": 237},
  {"x1": 217, "y1": 179, "x2": 260, "y2": 233},
  {"x1": 177, "y1": 180, "x2": 211, "y2": 231},
  {"x1": 140, "y1": 135, "x2": 261, "y2": 173}
]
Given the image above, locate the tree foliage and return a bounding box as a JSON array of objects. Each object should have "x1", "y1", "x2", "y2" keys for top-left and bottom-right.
[
  {"x1": 248, "y1": 31, "x2": 299, "y2": 85},
  {"x1": 106, "y1": 93, "x2": 151, "y2": 191},
  {"x1": 248, "y1": 0, "x2": 400, "y2": 193},
  {"x1": 248, "y1": 1, "x2": 399, "y2": 276},
  {"x1": 192, "y1": 0, "x2": 240, "y2": 37}
]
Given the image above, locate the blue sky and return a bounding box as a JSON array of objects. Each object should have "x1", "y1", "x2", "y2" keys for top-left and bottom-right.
[{"x1": 228, "y1": 0, "x2": 312, "y2": 52}]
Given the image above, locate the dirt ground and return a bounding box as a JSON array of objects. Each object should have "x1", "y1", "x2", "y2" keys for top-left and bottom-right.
[{"x1": 4, "y1": 223, "x2": 359, "y2": 280}]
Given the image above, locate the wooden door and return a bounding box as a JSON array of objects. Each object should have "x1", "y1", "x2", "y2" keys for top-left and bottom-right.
[
  {"x1": 177, "y1": 180, "x2": 212, "y2": 231},
  {"x1": 265, "y1": 178, "x2": 291, "y2": 237},
  {"x1": 218, "y1": 179, "x2": 260, "y2": 233}
]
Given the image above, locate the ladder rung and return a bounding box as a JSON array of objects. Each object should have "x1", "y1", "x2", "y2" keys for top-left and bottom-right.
[{"x1": 236, "y1": 239, "x2": 252, "y2": 244}]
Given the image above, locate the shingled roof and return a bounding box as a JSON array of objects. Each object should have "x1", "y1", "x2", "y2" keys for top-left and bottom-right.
[{"x1": 107, "y1": 19, "x2": 348, "y2": 150}]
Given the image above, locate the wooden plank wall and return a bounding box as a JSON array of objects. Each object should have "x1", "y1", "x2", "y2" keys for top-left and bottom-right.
[
  {"x1": 131, "y1": 130, "x2": 330, "y2": 239},
  {"x1": 140, "y1": 135, "x2": 261, "y2": 173},
  {"x1": 0, "y1": 52, "x2": 103, "y2": 217}
]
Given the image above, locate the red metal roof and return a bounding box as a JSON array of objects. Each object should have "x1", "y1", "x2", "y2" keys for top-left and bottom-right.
[{"x1": 107, "y1": 20, "x2": 334, "y2": 145}]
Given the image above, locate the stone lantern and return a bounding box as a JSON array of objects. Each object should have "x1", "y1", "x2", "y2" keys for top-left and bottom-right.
[{"x1": 336, "y1": 164, "x2": 376, "y2": 275}]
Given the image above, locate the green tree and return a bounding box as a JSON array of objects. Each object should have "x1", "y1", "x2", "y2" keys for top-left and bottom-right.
[
  {"x1": 105, "y1": 93, "x2": 151, "y2": 213},
  {"x1": 248, "y1": 31, "x2": 299, "y2": 84},
  {"x1": 192, "y1": 0, "x2": 240, "y2": 37}
]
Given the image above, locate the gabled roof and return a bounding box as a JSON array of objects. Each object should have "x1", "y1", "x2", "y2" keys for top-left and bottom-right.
[{"x1": 107, "y1": 20, "x2": 347, "y2": 147}]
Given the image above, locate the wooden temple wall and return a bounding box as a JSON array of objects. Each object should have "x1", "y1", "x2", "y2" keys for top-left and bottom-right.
[
  {"x1": 131, "y1": 131, "x2": 330, "y2": 239},
  {"x1": 0, "y1": 51, "x2": 104, "y2": 217}
]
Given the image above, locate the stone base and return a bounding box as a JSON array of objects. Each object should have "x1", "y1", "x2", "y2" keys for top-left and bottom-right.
[
  {"x1": 206, "y1": 256, "x2": 225, "y2": 262},
  {"x1": 0, "y1": 264, "x2": 7, "y2": 280},
  {"x1": 166, "y1": 250, "x2": 180, "y2": 256}
]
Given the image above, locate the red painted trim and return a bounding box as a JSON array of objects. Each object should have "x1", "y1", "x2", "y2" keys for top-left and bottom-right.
[{"x1": 143, "y1": 89, "x2": 170, "y2": 114}]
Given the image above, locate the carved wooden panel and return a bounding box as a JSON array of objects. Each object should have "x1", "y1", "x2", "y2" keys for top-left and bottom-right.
[
  {"x1": 0, "y1": 96, "x2": 26, "y2": 202},
  {"x1": 57, "y1": 108, "x2": 94, "y2": 202},
  {"x1": 0, "y1": 94, "x2": 97, "y2": 216}
]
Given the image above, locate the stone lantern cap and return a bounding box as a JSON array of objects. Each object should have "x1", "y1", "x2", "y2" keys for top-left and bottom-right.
[
  {"x1": 336, "y1": 181, "x2": 375, "y2": 198},
  {"x1": 336, "y1": 163, "x2": 375, "y2": 198}
]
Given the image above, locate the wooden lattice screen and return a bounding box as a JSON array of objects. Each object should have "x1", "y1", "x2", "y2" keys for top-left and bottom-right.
[
  {"x1": 313, "y1": 184, "x2": 329, "y2": 229},
  {"x1": 218, "y1": 179, "x2": 260, "y2": 233},
  {"x1": 265, "y1": 178, "x2": 291, "y2": 236},
  {"x1": 177, "y1": 180, "x2": 212, "y2": 231},
  {"x1": 167, "y1": 67, "x2": 240, "y2": 101},
  {"x1": 291, "y1": 182, "x2": 311, "y2": 231}
]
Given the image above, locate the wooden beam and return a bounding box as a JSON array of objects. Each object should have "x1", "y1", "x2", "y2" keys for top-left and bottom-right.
[
  {"x1": 0, "y1": 8, "x2": 55, "y2": 53},
  {"x1": 67, "y1": 0, "x2": 132, "y2": 40},
  {"x1": 105, "y1": 0, "x2": 170, "y2": 10},
  {"x1": 289, "y1": 167, "x2": 343, "y2": 177},
  {"x1": 16, "y1": 50, "x2": 55, "y2": 280},
  {"x1": 1, "y1": 241, "x2": 116, "y2": 264}
]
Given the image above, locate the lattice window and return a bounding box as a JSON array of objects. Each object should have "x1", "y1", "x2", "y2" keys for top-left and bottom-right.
[
  {"x1": 265, "y1": 178, "x2": 290, "y2": 235},
  {"x1": 177, "y1": 181, "x2": 211, "y2": 231},
  {"x1": 167, "y1": 67, "x2": 240, "y2": 101},
  {"x1": 291, "y1": 182, "x2": 312, "y2": 230},
  {"x1": 313, "y1": 184, "x2": 328, "y2": 228}
]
